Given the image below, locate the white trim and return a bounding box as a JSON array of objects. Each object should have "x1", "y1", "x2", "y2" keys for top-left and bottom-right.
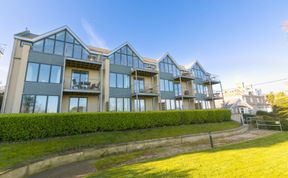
[
  {"x1": 186, "y1": 60, "x2": 208, "y2": 74},
  {"x1": 157, "y1": 52, "x2": 181, "y2": 70}
]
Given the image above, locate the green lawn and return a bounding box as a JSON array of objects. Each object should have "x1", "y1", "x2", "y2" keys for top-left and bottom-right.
[
  {"x1": 0, "y1": 121, "x2": 239, "y2": 170},
  {"x1": 89, "y1": 132, "x2": 288, "y2": 178}
]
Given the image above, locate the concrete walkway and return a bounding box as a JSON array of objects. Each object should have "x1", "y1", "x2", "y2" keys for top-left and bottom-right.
[{"x1": 29, "y1": 129, "x2": 277, "y2": 178}]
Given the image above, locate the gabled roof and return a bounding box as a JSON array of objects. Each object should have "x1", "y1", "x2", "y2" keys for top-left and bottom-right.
[
  {"x1": 157, "y1": 52, "x2": 181, "y2": 70},
  {"x1": 107, "y1": 42, "x2": 155, "y2": 65},
  {"x1": 14, "y1": 26, "x2": 102, "y2": 55},
  {"x1": 185, "y1": 60, "x2": 208, "y2": 74},
  {"x1": 224, "y1": 98, "x2": 253, "y2": 109}
]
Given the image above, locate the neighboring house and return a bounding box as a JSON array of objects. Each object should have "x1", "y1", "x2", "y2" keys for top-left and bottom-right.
[
  {"x1": 224, "y1": 98, "x2": 253, "y2": 114},
  {"x1": 223, "y1": 84, "x2": 272, "y2": 114},
  {"x1": 2, "y1": 26, "x2": 223, "y2": 113}
]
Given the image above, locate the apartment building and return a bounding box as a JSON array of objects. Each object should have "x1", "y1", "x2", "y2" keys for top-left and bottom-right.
[{"x1": 1, "y1": 26, "x2": 224, "y2": 113}]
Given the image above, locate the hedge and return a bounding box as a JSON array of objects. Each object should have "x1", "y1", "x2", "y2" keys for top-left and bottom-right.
[{"x1": 0, "y1": 109, "x2": 231, "y2": 142}]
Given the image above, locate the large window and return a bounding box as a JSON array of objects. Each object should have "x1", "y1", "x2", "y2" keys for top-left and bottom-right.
[
  {"x1": 161, "y1": 99, "x2": 182, "y2": 110},
  {"x1": 108, "y1": 45, "x2": 153, "y2": 69},
  {"x1": 50, "y1": 66, "x2": 62, "y2": 83},
  {"x1": 160, "y1": 79, "x2": 174, "y2": 92},
  {"x1": 69, "y1": 97, "x2": 87, "y2": 112},
  {"x1": 134, "y1": 78, "x2": 144, "y2": 93},
  {"x1": 134, "y1": 99, "x2": 145, "y2": 112},
  {"x1": 109, "y1": 97, "x2": 130, "y2": 112},
  {"x1": 191, "y1": 64, "x2": 207, "y2": 80},
  {"x1": 109, "y1": 73, "x2": 130, "y2": 88},
  {"x1": 44, "y1": 39, "x2": 54, "y2": 54},
  {"x1": 20, "y1": 95, "x2": 59, "y2": 113},
  {"x1": 159, "y1": 56, "x2": 180, "y2": 76},
  {"x1": 26, "y1": 62, "x2": 62, "y2": 83},
  {"x1": 26, "y1": 63, "x2": 39, "y2": 82},
  {"x1": 174, "y1": 83, "x2": 182, "y2": 96},
  {"x1": 32, "y1": 30, "x2": 90, "y2": 60},
  {"x1": 38, "y1": 64, "x2": 50, "y2": 82}
]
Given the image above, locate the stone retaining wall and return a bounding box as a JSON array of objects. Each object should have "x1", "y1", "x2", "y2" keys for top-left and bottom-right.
[{"x1": 0, "y1": 125, "x2": 248, "y2": 178}]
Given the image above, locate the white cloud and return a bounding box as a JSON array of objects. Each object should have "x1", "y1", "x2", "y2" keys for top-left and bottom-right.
[{"x1": 81, "y1": 18, "x2": 108, "y2": 49}]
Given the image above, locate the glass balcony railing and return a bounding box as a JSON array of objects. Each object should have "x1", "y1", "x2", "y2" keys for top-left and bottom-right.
[
  {"x1": 203, "y1": 74, "x2": 220, "y2": 85},
  {"x1": 133, "y1": 85, "x2": 159, "y2": 96},
  {"x1": 64, "y1": 78, "x2": 101, "y2": 92}
]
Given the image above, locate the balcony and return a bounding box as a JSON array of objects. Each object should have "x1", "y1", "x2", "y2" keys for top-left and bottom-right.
[
  {"x1": 63, "y1": 79, "x2": 101, "y2": 95},
  {"x1": 202, "y1": 74, "x2": 221, "y2": 85},
  {"x1": 65, "y1": 56, "x2": 102, "y2": 70},
  {"x1": 174, "y1": 71, "x2": 195, "y2": 82},
  {"x1": 132, "y1": 86, "x2": 159, "y2": 97},
  {"x1": 131, "y1": 65, "x2": 158, "y2": 77},
  {"x1": 205, "y1": 92, "x2": 223, "y2": 100},
  {"x1": 175, "y1": 90, "x2": 195, "y2": 99}
]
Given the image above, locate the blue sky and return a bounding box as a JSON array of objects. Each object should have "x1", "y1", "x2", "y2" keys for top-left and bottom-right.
[{"x1": 0, "y1": 0, "x2": 288, "y2": 93}]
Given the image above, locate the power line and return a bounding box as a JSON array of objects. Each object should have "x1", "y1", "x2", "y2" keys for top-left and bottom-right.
[{"x1": 223, "y1": 77, "x2": 288, "y2": 91}]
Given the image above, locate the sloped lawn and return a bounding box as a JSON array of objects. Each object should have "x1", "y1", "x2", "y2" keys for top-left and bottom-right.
[
  {"x1": 90, "y1": 132, "x2": 288, "y2": 178},
  {"x1": 0, "y1": 121, "x2": 239, "y2": 170}
]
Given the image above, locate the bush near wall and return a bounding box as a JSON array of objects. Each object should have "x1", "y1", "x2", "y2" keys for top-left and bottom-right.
[{"x1": 0, "y1": 109, "x2": 231, "y2": 142}]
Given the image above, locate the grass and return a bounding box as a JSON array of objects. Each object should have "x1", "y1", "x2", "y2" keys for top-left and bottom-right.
[
  {"x1": 88, "y1": 132, "x2": 288, "y2": 178},
  {"x1": 0, "y1": 121, "x2": 239, "y2": 170}
]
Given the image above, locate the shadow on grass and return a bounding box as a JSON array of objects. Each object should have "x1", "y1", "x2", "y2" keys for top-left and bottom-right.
[{"x1": 88, "y1": 167, "x2": 194, "y2": 178}]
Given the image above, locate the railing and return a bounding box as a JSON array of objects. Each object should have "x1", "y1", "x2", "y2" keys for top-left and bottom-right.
[
  {"x1": 206, "y1": 91, "x2": 223, "y2": 99},
  {"x1": 133, "y1": 85, "x2": 159, "y2": 94},
  {"x1": 64, "y1": 78, "x2": 100, "y2": 92},
  {"x1": 204, "y1": 74, "x2": 220, "y2": 83}
]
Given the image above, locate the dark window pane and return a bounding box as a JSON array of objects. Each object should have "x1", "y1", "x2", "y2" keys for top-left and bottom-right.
[
  {"x1": 47, "y1": 96, "x2": 59, "y2": 113},
  {"x1": 54, "y1": 41, "x2": 64, "y2": 55},
  {"x1": 82, "y1": 49, "x2": 89, "y2": 60},
  {"x1": 26, "y1": 63, "x2": 39, "y2": 82},
  {"x1": 50, "y1": 66, "x2": 61, "y2": 83},
  {"x1": 138, "y1": 60, "x2": 144, "y2": 69},
  {"x1": 38, "y1": 64, "x2": 50, "y2": 83},
  {"x1": 124, "y1": 75, "x2": 130, "y2": 88},
  {"x1": 73, "y1": 44, "x2": 82, "y2": 59},
  {"x1": 21, "y1": 95, "x2": 35, "y2": 113},
  {"x1": 115, "y1": 53, "x2": 121, "y2": 65},
  {"x1": 133, "y1": 57, "x2": 139, "y2": 68},
  {"x1": 121, "y1": 46, "x2": 127, "y2": 54},
  {"x1": 65, "y1": 32, "x2": 74, "y2": 43},
  {"x1": 34, "y1": 95, "x2": 47, "y2": 113},
  {"x1": 160, "y1": 79, "x2": 164, "y2": 91},
  {"x1": 33, "y1": 40, "x2": 44, "y2": 52},
  {"x1": 109, "y1": 54, "x2": 114, "y2": 64},
  {"x1": 127, "y1": 47, "x2": 133, "y2": 56},
  {"x1": 121, "y1": 54, "x2": 127, "y2": 66},
  {"x1": 69, "y1": 98, "x2": 78, "y2": 112},
  {"x1": 78, "y1": 98, "x2": 87, "y2": 112},
  {"x1": 65, "y1": 43, "x2": 73, "y2": 57},
  {"x1": 127, "y1": 55, "x2": 133, "y2": 67},
  {"x1": 109, "y1": 73, "x2": 116, "y2": 87},
  {"x1": 56, "y1": 31, "x2": 65, "y2": 41},
  {"x1": 48, "y1": 35, "x2": 55, "y2": 39},
  {"x1": 117, "y1": 74, "x2": 123, "y2": 88},
  {"x1": 44, "y1": 39, "x2": 54, "y2": 54}
]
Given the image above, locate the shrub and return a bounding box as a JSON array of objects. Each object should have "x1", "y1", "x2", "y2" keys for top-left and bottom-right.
[{"x1": 0, "y1": 109, "x2": 231, "y2": 142}]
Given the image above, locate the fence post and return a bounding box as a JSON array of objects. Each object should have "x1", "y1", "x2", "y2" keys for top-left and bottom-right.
[{"x1": 208, "y1": 132, "x2": 214, "y2": 148}]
